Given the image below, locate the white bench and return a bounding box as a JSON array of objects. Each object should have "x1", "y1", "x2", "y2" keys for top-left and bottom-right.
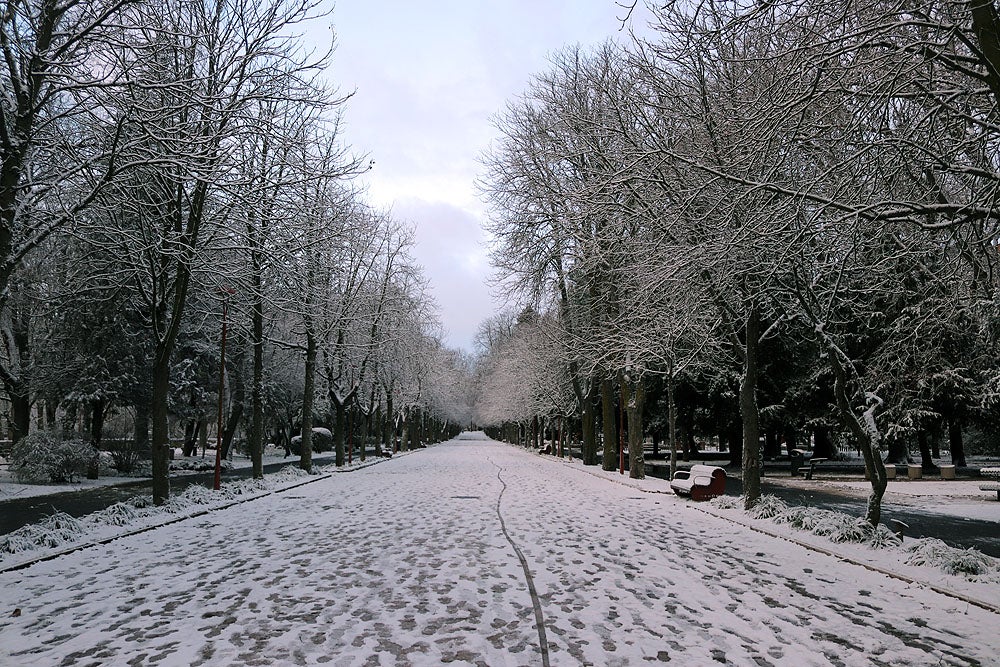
[
  {"x1": 670, "y1": 464, "x2": 727, "y2": 501},
  {"x1": 980, "y1": 467, "x2": 1000, "y2": 500}
]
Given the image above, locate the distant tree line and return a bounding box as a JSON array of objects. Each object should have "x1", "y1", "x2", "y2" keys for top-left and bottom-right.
[
  {"x1": 1, "y1": 0, "x2": 471, "y2": 503},
  {"x1": 475, "y1": 0, "x2": 1000, "y2": 525}
]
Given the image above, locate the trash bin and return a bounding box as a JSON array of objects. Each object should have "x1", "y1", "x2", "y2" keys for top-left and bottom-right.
[{"x1": 790, "y1": 449, "x2": 812, "y2": 476}]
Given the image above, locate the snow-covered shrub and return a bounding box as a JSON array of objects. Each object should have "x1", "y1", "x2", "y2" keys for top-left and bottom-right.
[
  {"x1": 128, "y1": 495, "x2": 154, "y2": 509},
  {"x1": 747, "y1": 495, "x2": 787, "y2": 519},
  {"x1": 10, "y1": 433, "x2": 94, "y2": 483},
  {"x1": 0, "y1": 531, "x2": 37, "y2": 555},
  {"x1": 105, "y1": 437, "x2": 142, "y2": 474},
  {"x1": 0, "y1": 512, "x2": 88, "y2": 553},
  {"x1": 90, "y1": 502, "x2": 140, "y2": 527},
  {"x1": 827, "y1": 517, "x2": 872, "y2": 544},
  {"x1": 809, "y1": 510, "x2": 854, "y2": 538},
  {"x1": 710, "y1": 495, "x2": 741, "y2": 510},
  {"x1": 219, "y1": 478, "x2": 267, "y2": 498},
  {"x1": 36, "y1": 512, "x2": 87, "y2": 546},
  {"x1": 868, "y1": 524, "x2": 902, "y2": 549},
  {"x1": 905, "y1": 539, "x2": 998, "y2": 577}
]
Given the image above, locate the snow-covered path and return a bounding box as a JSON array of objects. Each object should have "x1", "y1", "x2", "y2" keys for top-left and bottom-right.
[{"x1": 0, "y1": 436, "x2": 996, "y2": 666}]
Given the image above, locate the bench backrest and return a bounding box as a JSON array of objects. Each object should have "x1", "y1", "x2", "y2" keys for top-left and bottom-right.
[{"x1": 689, "y1": 464, "x2": 725, "y2": 479}]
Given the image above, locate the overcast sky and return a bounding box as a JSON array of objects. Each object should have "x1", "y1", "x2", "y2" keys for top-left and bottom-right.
[{"x1": 322, "y1": 2, "x2": 646, "y2": 352}]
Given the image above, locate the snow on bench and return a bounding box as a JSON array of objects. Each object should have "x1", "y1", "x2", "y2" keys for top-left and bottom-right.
[
  {"x1": 980, "y1": 467, "x2": 1000, "y2": 500},
  {"x1": 670, "y1": 464, "x2": 727, "y2": 501}
]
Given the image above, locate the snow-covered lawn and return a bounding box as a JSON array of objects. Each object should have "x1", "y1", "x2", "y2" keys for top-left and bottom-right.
[
  {"x1": 0, "y1": 445, "x2": 327, "y2": 501},
  {"x1": 0, "y1": 435, "x2": 997, "y2": 665}
]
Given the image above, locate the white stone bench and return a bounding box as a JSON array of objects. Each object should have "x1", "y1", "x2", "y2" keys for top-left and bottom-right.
[
  {"x1": 980, "y1": 481, "x2": 1000, "y2": 500},
  {"x1": 980, "y1": 468, "x2": 1000, "y2": 500}
]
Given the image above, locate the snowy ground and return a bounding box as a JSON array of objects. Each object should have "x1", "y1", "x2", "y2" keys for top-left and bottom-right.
[{"x1": 0, "y1": 435, "x2": 997, "y2": 666}]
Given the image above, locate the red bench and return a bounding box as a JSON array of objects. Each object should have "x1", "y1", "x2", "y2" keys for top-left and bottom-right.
[{"x1": 670, "y1": 464, "x2": 727, "y2": 501}]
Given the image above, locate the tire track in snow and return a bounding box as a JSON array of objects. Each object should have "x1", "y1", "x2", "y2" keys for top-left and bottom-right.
[{"x1": 490, "y1": 457, "x2": 551, "y2": 667}]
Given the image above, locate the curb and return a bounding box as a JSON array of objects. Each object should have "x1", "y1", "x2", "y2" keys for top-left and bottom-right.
[{"x1": 0, "y1": 451, "x2": 416, "y2": 575}]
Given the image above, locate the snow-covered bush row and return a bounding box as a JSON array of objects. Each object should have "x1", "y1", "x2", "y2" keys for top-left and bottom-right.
[
  {"x1": 711, "y1": 495, "x2": 999, "y2": 581},
  {"x1": 904, "y1": 539, "x2": 997, "y2": 577},
  {"x1": 9, "y1": 433, "x2": 94, "y2": 484},
  {"x1": 0, "y1": 465, "x2": 326, "y2": 563}
]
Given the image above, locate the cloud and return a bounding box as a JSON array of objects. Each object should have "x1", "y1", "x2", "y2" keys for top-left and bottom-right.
[
  {"x1": 315, "y1": 2, "x2": 654, "y2": 352},
  {"x1": 391, "y1": 197, "x2": 499, "y2": 351}
]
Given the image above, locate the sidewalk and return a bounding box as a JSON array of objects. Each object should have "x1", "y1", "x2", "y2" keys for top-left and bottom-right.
[{"x1": 1, "y1": 436, "x2": 997, "y2": 666}]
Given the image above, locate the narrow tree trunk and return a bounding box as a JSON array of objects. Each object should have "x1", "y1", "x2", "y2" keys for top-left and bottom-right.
[
  {"x1": 668, "y1": 369, "x2": 678, "y2": 479},
  {"x1": 400, "y1": 407, "x2": 410, "y2": 451},
  {"x1": 601, "y1": 377, "x2": 617, "y2": 471},
  {"x1": 221, "y1": 366, "x2": 245, "y2": 461},
  {"x1": 87, "y1": 397, "x2": 106, "y2": 479},
  {"x1": 741, "y1": 305, "x2": 762, "y2": 509},
  {"x1": 8, "y1": 387, "x2": 31, "y2": 445},
  {"x1": 948, "y1": 418, "x2": 966, "y2": 467},
  {"x1": 826, "y1": 340, "x2": 887, "y2": 526},
  {"x1": 621, "y1": 373, "x2": 646, "y2": 480},
  {"x1": 249, "y1": 287, "x2": 265, "y2": 478},
  {"x1": 151, "y1": 355, "x2": 172, "y2": 504},
  {"x1": 198, "y1": 417, "x2": 208, "y2": 458},
  {"x1": 917, "y1": 430, "x2": 935, "y2": 472},
  {"x1": 580, "y1": 380, "x2": 599, "y2": 465},
  {"x1": 134, "y1": 402, "x2": 150, "y2": 459},
  {"x1": 383, "y1": 392, "x2": 394, "y2": 455},
  {"x1": 334, "y1": 399, "x2": 346, "y2": 466},
  {"x1": 300, "y1": 330, "x2": 317, "y2": 473}
]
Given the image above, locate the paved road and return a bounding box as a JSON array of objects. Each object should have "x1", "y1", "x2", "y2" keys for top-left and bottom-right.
[
  {"x1": 0, "y1": 437, "x2": 996, "y2": 665},
  {"x1": 3, "y1": 454, "x2": 998, "y2": 559}
]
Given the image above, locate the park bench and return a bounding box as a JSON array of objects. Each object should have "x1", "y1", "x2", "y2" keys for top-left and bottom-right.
[
  {"x1": 790, "y1": 448, "x2": 828, "y2": 479},
  {"x1": 980, "y1": 467, "x2": 1000, "y2": 500},
  {"x1": 802, "y1": 457, "x2": 829, "y2": 480},
  {"x1": 670, "y1": 464, "x2": 726, "y2": 501}
]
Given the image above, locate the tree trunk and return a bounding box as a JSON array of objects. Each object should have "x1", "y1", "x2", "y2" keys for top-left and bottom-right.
[
  {"x1": 621, "y1": 373, "x2": 646, "y2": 480},
  {"x1": 400, "y1": 406, "x2": 410, "y2": 451},
  {"x1": 87, "y1": 397, "x2": 106, "y2": 479},
  {"x1": 601, "y1": 377, "x2": 617, "y2": 471},
  {"x1": 917, "y1": 430, "x2": 935, "y2": 472},
  {"x1": 334, "y1": 399, "x2": 346, "y2": 466},
  {"x1": 826, "y1": 341, "x2": 887, "y2": 526},
  {"x1": 249, "y1": 292, "x2": 264, "y2": 478},
  {"x1": 300, "y1": 330, "x2": 317, "y2": 473},
  {"x1": 741, "y1": 304, "x2": 762, "y2": 509},
  {"x1": 948, "y1": 418, "x2": 966, "y2": 467},
  {"x1": 182, "y1": 419, "x2": 198, "y2": 458},
  {"x1": 667, "y1": 372, "x2": 679, "y2": 479},
  {"x1": 763, "y1": 430, "x2": 780, "y2": 460},
  {"x1": 383, "y1": 392, "x2": 394, "y2": 455},
  {"x1": 134, "y1": 402, "x2": 150, "y2": 459},
  {"x1": 580, "y1": 380, "x2": 598, "y2": 465},
  {"x1": 8, "y1": 387, "x2": 31, "y2": 445},
  {"x1": 886, "y1": 434, "x2": 909, "y2": 464},
  {"x1": 812, "y1": 424, "x2": 836, "y2": 459},
  {"x1": 151, "y1": 354, "x2": 172, "y2": 505},
  {"x1": 221, "y1": 371, "x2": 244, "y2": 460},
  {"x1": 198, "y1": 417, "x2": 208, "y2": 457}
]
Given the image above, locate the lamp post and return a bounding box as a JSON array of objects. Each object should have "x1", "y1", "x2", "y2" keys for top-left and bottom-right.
[{"x1": 214, "y1": 287, "x2": 235, "y2": 491}]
